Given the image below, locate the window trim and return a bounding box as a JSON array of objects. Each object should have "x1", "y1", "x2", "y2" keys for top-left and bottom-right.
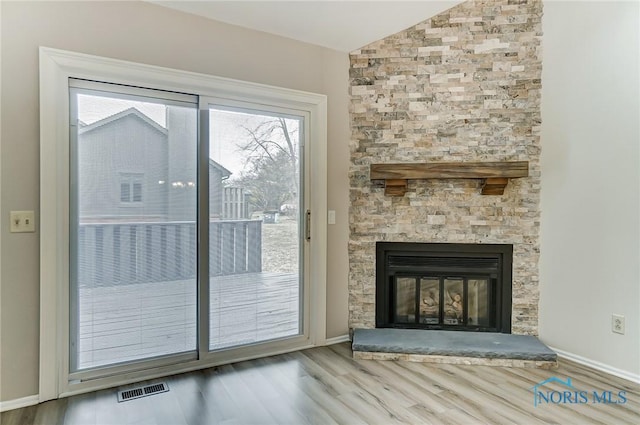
[{"x1": 39, "y1": 47, "x2": 327, "y2": 401}]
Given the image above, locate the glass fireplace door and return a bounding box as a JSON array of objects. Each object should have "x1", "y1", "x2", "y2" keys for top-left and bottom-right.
[{"x1": 392, "y1": 275, "x2": 496, "y2": 331}]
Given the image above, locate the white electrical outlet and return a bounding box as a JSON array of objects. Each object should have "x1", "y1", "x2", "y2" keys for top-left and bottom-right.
[
  {"x1": 10, "y1": 210, "x2": 35, "y2": 233},
  {"x1": 612, "y1": 314, "x2": 625, "y2": 335}
]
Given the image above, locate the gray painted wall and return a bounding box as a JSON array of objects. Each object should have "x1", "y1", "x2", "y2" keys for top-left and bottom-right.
[{"x1": 539, "y1": 1, "x2": 640, "y2": 378}]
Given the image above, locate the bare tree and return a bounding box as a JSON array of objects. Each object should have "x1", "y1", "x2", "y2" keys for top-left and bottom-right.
[{"x1": 234, "y1": 117, "x2": 299, "y2": 212}]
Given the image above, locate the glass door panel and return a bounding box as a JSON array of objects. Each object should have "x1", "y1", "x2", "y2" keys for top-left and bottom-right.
[
  {"x1": 394, "y1": 277, "x2": 416, "y2": 324},
  {"x1": 70, "y1": 85, "x2": 198, "y2": 373},
  {"x1": 208, "y1": 106, "x2": 303, "y2": 351},
  {"x1": 444, "y1": 278, "x2": 464, "y2": 325},
  {"x1": 419, "y1": 278, "x2": 440, "y2": 324},
  {"x1": 468, "y1": 278, "x2": 492, "y2": 327}
]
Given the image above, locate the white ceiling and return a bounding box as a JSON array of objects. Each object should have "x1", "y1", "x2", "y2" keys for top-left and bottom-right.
[{"x1": 148, "y1": 1, "x2": 461, "y2": 52}]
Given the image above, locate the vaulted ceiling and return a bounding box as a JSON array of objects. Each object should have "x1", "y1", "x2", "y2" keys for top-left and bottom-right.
[{"x1": 148, "y1": 1, "x2": 461, "y2": 52}]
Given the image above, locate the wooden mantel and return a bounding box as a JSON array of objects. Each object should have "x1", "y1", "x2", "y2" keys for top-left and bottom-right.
[{"x1": 370, "y1": 161, "x2": 529, "y2": 196}]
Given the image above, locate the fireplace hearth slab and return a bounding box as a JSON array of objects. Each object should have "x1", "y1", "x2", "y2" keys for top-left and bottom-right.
[{"x1": 352, "y1": 329, "x2": 557, "y2": 368}]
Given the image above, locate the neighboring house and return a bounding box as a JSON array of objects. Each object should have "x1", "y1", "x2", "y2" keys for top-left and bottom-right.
[{"x1": 77, "y1": 107, "x2": 241, "y2": 222}]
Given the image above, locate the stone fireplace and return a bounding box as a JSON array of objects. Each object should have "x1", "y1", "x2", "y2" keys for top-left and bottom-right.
[{"x1": 348, "y1": 0, "x2": 542, "y2": 336}]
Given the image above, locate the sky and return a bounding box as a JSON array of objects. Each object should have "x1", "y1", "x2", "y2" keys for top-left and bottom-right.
[{"x1": 78, "y1": 94, "x2": 166, "y2": 127}]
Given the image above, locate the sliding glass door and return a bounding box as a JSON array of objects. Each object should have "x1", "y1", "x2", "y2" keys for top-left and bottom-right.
[
  {"x1": 68, "y1": 81, "x2": 309, "y2": 379},
  {"x1": 207, "y1": 104, "x2": 306, "y2": 351},
  {"x1": 69, "y1": 81, "x2": 199, "y2": 376}
]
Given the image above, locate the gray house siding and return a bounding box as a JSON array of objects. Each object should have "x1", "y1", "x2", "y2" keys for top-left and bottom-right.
[
  {"x1": 209, "y1": 161, "x2": 230, "y2": 219},
  {"x1": 166, "y1": 107, "x2": 197, "y2": 222},
  {"x1": 78, "y1": 111, "x2": 169, "y2": 222},
  {"x1": 77, "y1": 107, "x2": 241, "y2": 223}
]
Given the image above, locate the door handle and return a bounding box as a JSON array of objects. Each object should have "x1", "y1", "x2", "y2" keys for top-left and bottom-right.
[{"x1": 305, "y1": 209, "x2": 311, "y2": 241}]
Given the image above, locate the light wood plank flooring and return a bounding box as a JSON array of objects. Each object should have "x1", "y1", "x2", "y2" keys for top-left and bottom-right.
[{"x1": 2, "y1": 343, "x2": 638, "y2": 425}]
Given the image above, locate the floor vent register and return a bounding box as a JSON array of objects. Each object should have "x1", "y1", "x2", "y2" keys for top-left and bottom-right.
[{"x1": 117, "y1": 382, "x2": 169, "y2": 402}]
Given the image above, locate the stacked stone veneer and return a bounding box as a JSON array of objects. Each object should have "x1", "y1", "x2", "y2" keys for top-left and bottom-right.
[{"x1": 349, "y1": 0, "x2": 542, "y2": 335}]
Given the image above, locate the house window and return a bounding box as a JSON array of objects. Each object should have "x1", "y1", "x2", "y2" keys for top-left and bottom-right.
[{"x1": 120, "y1": 174, "x2": 143, "y2": 203}]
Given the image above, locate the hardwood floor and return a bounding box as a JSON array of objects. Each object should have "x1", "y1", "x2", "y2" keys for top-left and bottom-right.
[{"x1": 2, "y1": 343, "x2": 638, "y2": 425}]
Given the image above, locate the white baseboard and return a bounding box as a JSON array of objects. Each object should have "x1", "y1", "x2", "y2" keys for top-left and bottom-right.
[
  {"x1": 325, "y1": 334, "x2": 350, "y2": 345},
  {"x1": 550, "y1": 346, "x2": 640, "y2": 384},
  {"x1": 0, "y1": 395, "x2": 40, "y2": 413}
]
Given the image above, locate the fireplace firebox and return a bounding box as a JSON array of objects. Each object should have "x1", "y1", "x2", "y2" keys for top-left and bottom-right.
[{"x1": 376, "y1": 243, "x2": 512, "y2": 333}]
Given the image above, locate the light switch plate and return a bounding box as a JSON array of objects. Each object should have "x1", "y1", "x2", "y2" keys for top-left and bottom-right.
[
  {"x1": 10, "y1": 211, "x2": 35, "y2": 233},
  {"x1": 328, "y1": 210, "x2": 336, "y2": 225}
]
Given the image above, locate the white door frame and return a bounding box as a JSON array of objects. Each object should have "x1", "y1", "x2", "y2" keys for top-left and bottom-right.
[{"x1": 39, "y1": 47, "x2": 327, "y2": 400}]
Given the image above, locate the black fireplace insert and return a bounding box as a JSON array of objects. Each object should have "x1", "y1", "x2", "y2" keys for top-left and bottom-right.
[{"x1": 376, "y1": 242, "x2": 512, "y2": 333}]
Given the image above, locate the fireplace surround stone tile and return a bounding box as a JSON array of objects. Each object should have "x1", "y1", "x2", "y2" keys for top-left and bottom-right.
[{"x1": 348, "y1": 0, "x2": 543, "y2": 335}]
